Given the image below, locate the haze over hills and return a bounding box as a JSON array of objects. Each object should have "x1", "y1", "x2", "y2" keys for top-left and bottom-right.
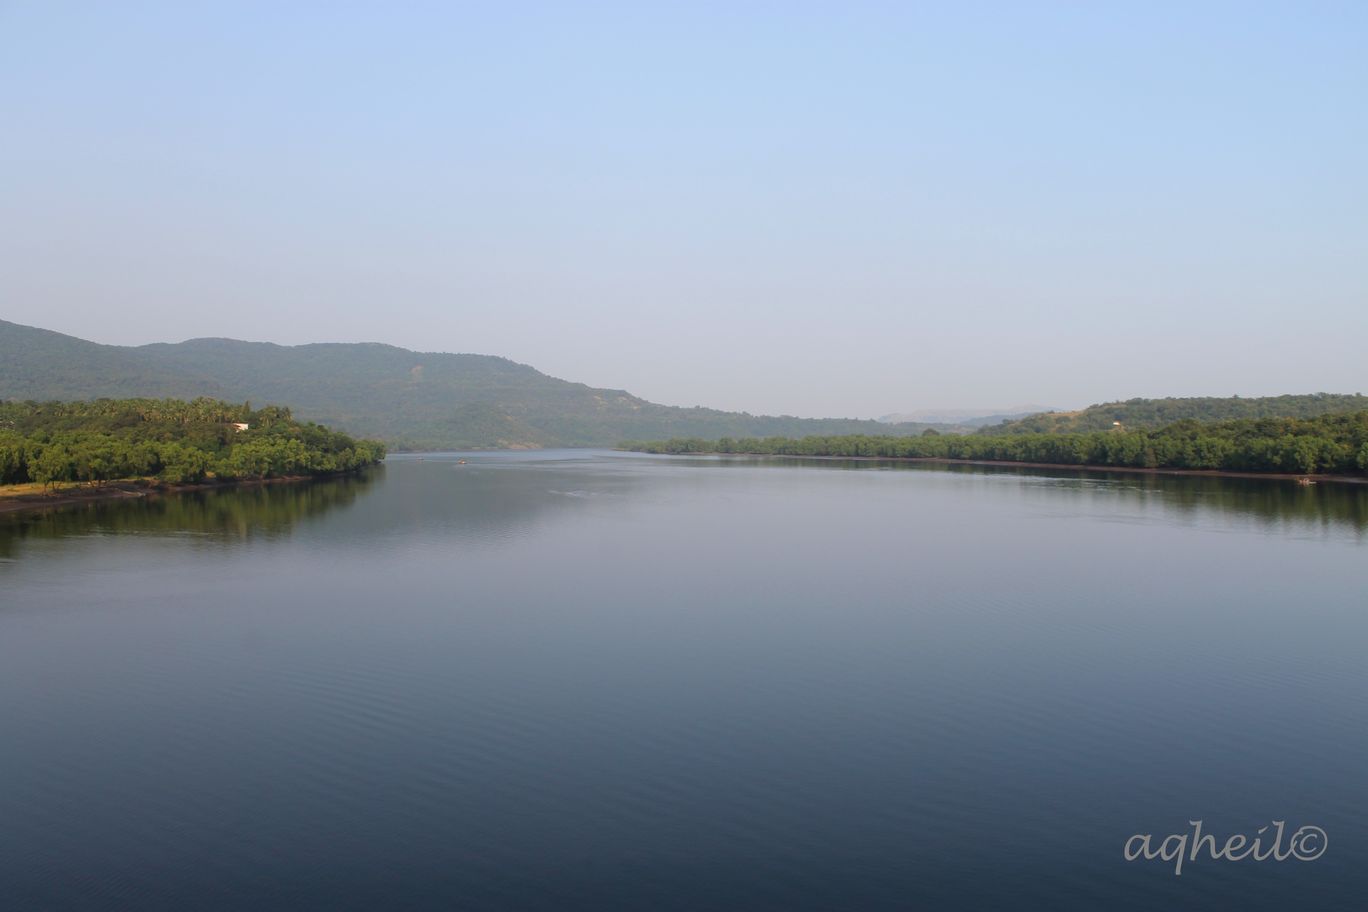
[
  {"x1": 0, "y1": 320, "x2": 947, "y2": 449},
  {"x1": 879, "y1": 406, "x2": 1058, "y2": 427}
]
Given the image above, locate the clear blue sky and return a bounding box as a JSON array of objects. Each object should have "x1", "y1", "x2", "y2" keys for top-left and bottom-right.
[{"x1": 2, "y1": 2, "x2": 1364, "y2": 417}]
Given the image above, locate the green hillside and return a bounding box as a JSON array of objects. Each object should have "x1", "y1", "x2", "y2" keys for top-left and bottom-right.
[
  {"x1": 0, "y1": 320, "x2": 939, "y2": 449},
  {"x1": 0, "y1": 320, "x2": 224, "y2": 400},
  {"x1": 982, "y1": 394, "x2": 1368, "y2": 434}
]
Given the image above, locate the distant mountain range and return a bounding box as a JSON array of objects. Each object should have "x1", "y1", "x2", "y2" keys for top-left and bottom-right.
[
  {"x1": 9, "y1": 320, "x2": 1362, "y2": 449},
  {"x1": 0, "y1": 320, "x2": 950, "y2": 449}
]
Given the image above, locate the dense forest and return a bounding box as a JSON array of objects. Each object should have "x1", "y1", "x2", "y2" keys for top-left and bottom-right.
[
  {"x1": 0, "y1": 398, "x2": 386, "y2": 489},
  {"x1": 982, "y1": 393, "x2": 1368, "y2": 434},
  {"x1": 0, "y1": 320, "x2": 949, "y2": 448},
  {"x1": 625, "y1": 412, "x2": 1368, "y2": 477}
]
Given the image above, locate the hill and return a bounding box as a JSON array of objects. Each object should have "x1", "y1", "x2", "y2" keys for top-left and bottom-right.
[
  {"x1": 0, "y1": 320, "x2": 221, "y2": 400},
  {"x1": 0, "y1": 320, "x2": 941, "y2": 449},
  {"x1": 981, "y1": 394, "x2": 1368, "y2": 434}
]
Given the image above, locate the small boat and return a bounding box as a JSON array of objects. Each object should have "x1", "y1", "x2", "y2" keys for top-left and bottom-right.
[{"x1": 1297, "y1": 476, "x2": 1315, "y2": 486}]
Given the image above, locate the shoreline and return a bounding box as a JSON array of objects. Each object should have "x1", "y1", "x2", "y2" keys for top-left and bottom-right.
[
  {"x1": 657, "y1": 452, "x2": 1368, "y2": 485},
  {"x1": 0, "y1": 472, "x2": 362, "y2": 516}
]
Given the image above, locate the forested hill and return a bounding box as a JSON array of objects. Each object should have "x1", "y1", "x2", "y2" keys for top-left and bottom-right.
[
  {"x1": 983, "y1": 394, "x2": 1368, "y2": 434},
  {"x1": 0, "y1": 320, "x2": 939, "y2": 449}
]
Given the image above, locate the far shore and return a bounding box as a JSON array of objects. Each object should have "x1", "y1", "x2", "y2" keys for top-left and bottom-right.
[
  {"x1": 646, "y1": 451, "x2": 1368, "y2": 485},
  {"x1": 0, "y1": 472, "x2": 366, "y2": 516}
]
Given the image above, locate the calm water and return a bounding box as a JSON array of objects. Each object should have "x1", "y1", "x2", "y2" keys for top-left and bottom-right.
[{"x1": 2, "y1": 452, "x2": 1366, "y2": 911}]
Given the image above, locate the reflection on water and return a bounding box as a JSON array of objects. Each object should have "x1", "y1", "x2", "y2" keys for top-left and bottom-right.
[
  {"x1": 714, "y1": 455, "x2": 1368, "y2": 538},
  {"x1": 3, "y1": 455, "x2": 1366, "y2": 563},
  {"x1": 0, "y1": 469, "x2": 382, "y2": 560}
]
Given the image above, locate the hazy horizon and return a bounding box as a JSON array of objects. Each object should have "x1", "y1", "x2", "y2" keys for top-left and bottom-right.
[
  {"x1": 3, "y1": 4, "x2": 1364, "y2": 417},
  {"x1": 24, "y1": 316, "x2": 1368, "y2": 421}
]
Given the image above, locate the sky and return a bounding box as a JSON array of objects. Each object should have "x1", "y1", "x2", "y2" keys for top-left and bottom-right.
[{"x1": 2, "y1": 2, "x2": 1365, "y2": 418}]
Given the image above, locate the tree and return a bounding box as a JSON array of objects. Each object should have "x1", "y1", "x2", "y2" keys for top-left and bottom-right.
[
  {"x1": 29, "y1": 443, "x2": 75, "y2": 491},
  {"x1": 158, "y1": 444, "x2": 213, "y2": 484}
]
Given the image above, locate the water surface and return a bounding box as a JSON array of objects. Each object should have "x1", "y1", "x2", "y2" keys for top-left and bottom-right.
[{"x1": 2, "y1": 452, "x2": 1364, "y2": 910}]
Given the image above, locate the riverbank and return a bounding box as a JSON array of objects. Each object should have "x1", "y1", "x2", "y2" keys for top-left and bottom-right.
[
  {"x1": 663, "y1": 451, "x2": 1368, "y2": 485},
  {"x1": 0, "y1": 472, "x2": 366, "y2": 516}
]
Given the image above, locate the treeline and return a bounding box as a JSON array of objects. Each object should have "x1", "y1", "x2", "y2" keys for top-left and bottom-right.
[
  {"x1": 0, "y1": 398, "x2": 385, "y2": 488},
  {"x1": 624, "y1": 412, "x2": 1368, "y2": 476}
]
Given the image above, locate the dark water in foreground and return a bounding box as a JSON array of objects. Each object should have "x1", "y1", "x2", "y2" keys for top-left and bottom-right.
[{"x1": 2, "y1": 451, "x2": 1365, "y2": 911}]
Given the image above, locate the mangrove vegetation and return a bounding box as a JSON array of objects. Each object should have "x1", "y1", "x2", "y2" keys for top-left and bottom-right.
[
  {"x1": 0, "y1": 398, "x2": 386, "y2": 489},
  {"x1": 624, "y1": 412, "x2": 1368, "y2": 477}
]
